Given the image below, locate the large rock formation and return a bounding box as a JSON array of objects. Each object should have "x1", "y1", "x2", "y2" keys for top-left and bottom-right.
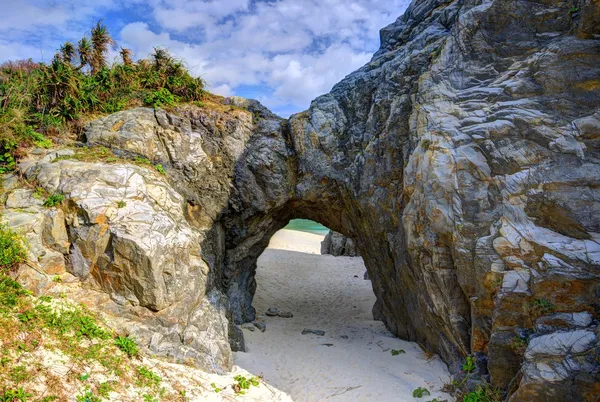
[
  {"x1": 320, "y1": 230, "x2": 360, "y2": 256},
  {"x1": 2, "y1": 0, "x2": 599, "y2": 400}
]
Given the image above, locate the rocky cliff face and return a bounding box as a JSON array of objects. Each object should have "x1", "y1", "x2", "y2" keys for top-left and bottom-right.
[{"x1": 2, "y1": 0, "x2": 599, "y2": 400}]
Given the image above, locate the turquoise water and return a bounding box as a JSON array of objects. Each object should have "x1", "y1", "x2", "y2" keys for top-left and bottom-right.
[{"x1": 284, "y1": 219, "x2": 330, "y2": 235}]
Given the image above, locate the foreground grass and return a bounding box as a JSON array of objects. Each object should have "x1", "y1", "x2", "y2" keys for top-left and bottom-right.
[
  {"x1": 0, "y1": 273, "x2": 175, "y2": 401},
  {"x1": 0, "y1": 224, "x2": 173, "y2": 400},
  {"x1": 0, "y1": 220, "x2": 279, "y2": 401}
]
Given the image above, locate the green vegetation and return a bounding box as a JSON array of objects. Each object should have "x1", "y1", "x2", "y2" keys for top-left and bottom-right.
[
  {"x1": 568, "y1": 6, "x2": 580, "y2": 15},
  {"x1": 32, "y1": 186, "x2": 46, "y2": 199},
  {"x1": 442, "y1": 356, "x2": 503, "y2": 402},
  {"x1": 210, "y1": 383, "x2": 222, "y2": 393},
  {"x1": 115, "y1": 335, "x2": 139, "y2": 357},
  {"x1": 0, "y1": 22, "x2": 205, "y2": 173},
  {"x1": 0, "y1": 388, "x2": 32, "y2": 401},
  {"x1": 43, "y1": 193, "x2": 64, "y2": 207},
  {"x1": 137, "y1": 366, "x2": 161, "y2": 388},
  {"x1": 0, "y1": 263, "x2": 194, "y2": 400},
  {"x1": 421, "y1": 139, "x2": 432, "y2": 150},
  {"x1": 391, "y1": 349, "x2": 406, "y2": 356},
  {"x1": 145, "y1": 88, "x2": 178, "y2": 108},
  {"x1": 462, "y1": 356, "x2": 477, "y2": 374},
  {"x1": 412, "y1": 387, "x2": 431, "y2": 398},
  {"x1": 511, "y1": 336, "x2": 528, "y2": 353},
  {"x1": 76, "y1": 390, "x2": 101, "y2": 402},
  {"x1": 0, "y1": 222, "x2": 205, "y2": 400},
  {"x1": 529, "y1": 298, "x2": 555, "y2": 316},
  {"x1": 154, "y1": 164, "x2": 166, "y2": 174},
  {"x1": 233, "y1": 375, "x2": 260, "y2": 395},
  {"x1": 116, "y1": 200, "x2": 127, "y2": 208},
  {"x1": 461, "y1": 384, "x2": 503, "y2": 402},
  {"x1": 0, "y1": 224, "x2": 27, "y2": 271}
]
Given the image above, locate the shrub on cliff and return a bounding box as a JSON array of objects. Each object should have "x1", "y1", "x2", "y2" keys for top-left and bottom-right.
[
  {"x1": 0, "y1": 224, "x2": 27, "y2": 272},
  {"x1": 0, "y1": 22, "x2": 204, "y2": 173}
]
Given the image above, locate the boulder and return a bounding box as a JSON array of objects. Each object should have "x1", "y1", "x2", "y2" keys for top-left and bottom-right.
[{"x1": 320, "y1": 231, "x2": 360, "y2": 257}]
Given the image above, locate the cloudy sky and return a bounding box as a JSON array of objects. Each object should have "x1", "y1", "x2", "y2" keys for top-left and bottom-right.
[{"x1": 0, "y1": 0, "x2": 410, "y2": 116}]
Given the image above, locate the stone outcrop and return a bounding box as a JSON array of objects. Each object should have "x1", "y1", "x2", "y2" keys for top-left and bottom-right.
[
  {"x1": 320, "y1": 230, "x2": 359, "y2": 256},
  {"x1": 2, "y1": 0, "x2": 600, "y2": 400}
]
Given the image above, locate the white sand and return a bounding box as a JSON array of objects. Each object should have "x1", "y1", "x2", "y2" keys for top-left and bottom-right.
[{"x1": 233, "y1": 229, "x2": 454, "y2": 402}]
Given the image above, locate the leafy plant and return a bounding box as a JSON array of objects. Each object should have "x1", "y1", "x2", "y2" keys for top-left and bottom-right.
[
  {"x1": 116, "y1": 200, "x2": 127, "y2": 208},
  {"x1": 76, "y1": 315, "x2": 108, "y2": 338},
  {"x1": 210, "y1": 383, "x2": 222, "y2": 393},
  {"x1": 75, "y1": 390, "x2": 100, "y2": 402},
  {"x1": 0, "y1": 388, "x2": 32, "y2": 402},
  {"x1": 233, "y1": 375, "x2": 260, "y2": 395},
  {"x1": 135, "y1": 156, "x2": 151, "y2": 165},
  {"x1": 462, "y1": 384, "x2": 503, "y2": 402},
  {"x1": 137, "y1": 366, "x2": 161, "y2": 388},
  {"x1": 154, "y1": 164, "x2": 166, "y2": 174},
  {"x1": 43, "y1": 193, "x2": 64, "y2": 207},
  {"x1": 0, "y1": 224, "x2": 27, "y2": 272},
  {"x1": 530, "y1": 298, "x2": 555, "y2": 316},
  {"x1": 115, "y1": 335, "x2": 139, "y2": 357},
  {"x1": 462, "y1": 356, "x2": 477, "y2": 374},
  {"x1": 144, "y1": 88, "x2": 178, "y2": 108},
  {"x1": 32, "y1": 187, "x2": 46, "y2": 199},
  {"x1": 391, "y1": 349, "x2": 406, "y2": 356},
  {"x1": 412, "y1": 387, "x2": 430, "y2": 398},
  {"x1": 421, "y1": 139, "x2": 432, "y2": 150},
  {"x1": 97, "y1": 382, "x2": 114, "y2": 398},
  {"x1": 568, "y1": 6, "x2": 580, "y2": 14}
]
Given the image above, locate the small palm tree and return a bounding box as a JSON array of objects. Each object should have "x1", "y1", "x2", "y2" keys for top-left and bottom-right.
[
  {"x1": 152, "y1": 47, "x2": 172, "y2": 70},
  {"x1": 59, "y1": 42, "x2": 76, "y2": 65},
  {"x1": 76, "y1": 37, "x2": 93, "y2": 70},
  {"x1": 120, "y1": 48, "x2": 134, "y2": 67},
  {"x1": 90, "y1": 21, "x2": 114, "y2": 74}
]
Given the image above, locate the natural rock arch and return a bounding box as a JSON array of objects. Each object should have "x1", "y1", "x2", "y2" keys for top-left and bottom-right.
[{"x1": 5, "y1": 0, "x2": 599, "y2": 400}]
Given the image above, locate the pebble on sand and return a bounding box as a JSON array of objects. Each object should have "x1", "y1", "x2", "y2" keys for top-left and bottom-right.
[
  {"x1": 302, "y1": 329, "x2": 325, "y2": 336},
  {"x1": 266, "y1": 307, "x2": 280, "y2": 316}
]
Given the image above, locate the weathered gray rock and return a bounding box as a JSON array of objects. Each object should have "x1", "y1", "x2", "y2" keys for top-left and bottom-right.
[
  {"x1": 278, "y1": 311, "x2": 293, "y2": 318},
  {"x1": 320, "y1": 231, "x2": 359, "y2": 257},
  {"x1": 252, "y1": 321, "x2": 266, "y2": 332},
  {"x1": 5, "y1": 149, "x2": 232, "y2": 372},
  {"x1": 265, "y1": 307, "x2": 280, "y2": 317},
  {"x1": 241, "y1": 323, "x2": 255, "y2": 332}
]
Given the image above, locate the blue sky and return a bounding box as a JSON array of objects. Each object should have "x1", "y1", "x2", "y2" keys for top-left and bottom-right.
[{"x1": 0, "y1": 0, "x2": 410, "y2": 117}]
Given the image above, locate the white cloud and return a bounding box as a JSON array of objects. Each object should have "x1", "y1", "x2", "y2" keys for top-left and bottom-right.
[
  {"x1": 0, "y1": 0, "x2": 119, "y2": 63},
  {"x1": 210, "y1": 84, "x2": 234, "y2": 97}
]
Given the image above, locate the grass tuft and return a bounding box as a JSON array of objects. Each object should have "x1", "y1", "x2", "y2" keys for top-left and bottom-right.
[{"x1": 0, "y1": 224, "x2": 27, "y2": 272}]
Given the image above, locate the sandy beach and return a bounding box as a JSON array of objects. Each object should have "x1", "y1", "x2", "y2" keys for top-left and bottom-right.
[{"x1": 233, "y1": 229, "x2": 453, "y2": 402}]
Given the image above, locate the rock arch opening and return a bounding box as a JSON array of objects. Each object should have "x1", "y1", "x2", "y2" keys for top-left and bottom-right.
[{"x1": 231, "y1": 219, "x2": 453, "y2": 401}]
